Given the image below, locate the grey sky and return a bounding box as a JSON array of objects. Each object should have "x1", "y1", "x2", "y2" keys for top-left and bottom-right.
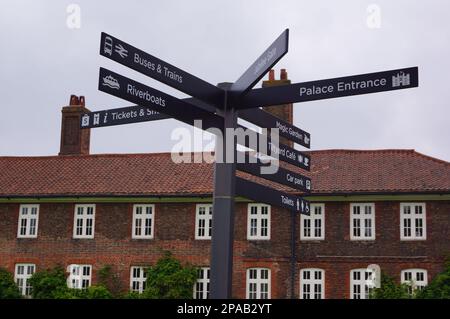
[{"x1": 0, "y1": 0, "x2": 449, "y2": 161}]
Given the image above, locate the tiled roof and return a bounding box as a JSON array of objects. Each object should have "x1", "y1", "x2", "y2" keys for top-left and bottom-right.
[{"x1": 0, "y1": 149, "x2": 449, "y2": 197}]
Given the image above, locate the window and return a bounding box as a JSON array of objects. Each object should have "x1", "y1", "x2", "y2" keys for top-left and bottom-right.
[
  {"x1": 73, "y1": 204, "x2": 95, "y2": 239},
  {"x1": 193, "y1": 267, "x2": 210, "y2": 299},
  {"x1": 246, "y1": 268, "x2": 271, "y2": 299},
  {"x1": 130, "y1": 266, "x2": 147, "y2": 293},
  {"x1": 300, "y1": 268, "x2": 324, "y2": 299},
  {"x1": 400, "y1": 203, "x2": 426, "y2": 240},
  {"x1": 401, "y1": 269, "x2": 428, "y2": 295},
  {"x1": 195, "y1": 204, "x2": 212, "y2": 240},
  {"x1": 14, "y1": 264, "x2": 35, "y2": 297},
  {"x1": 132, "y1": 204, "x2": 155, "y2": 239},
  {"x1": 350, "y1": 203, "x2": 375, "y2": 240},
  {"x1": 350, "y1": 268, "x2": 376, "y2": 299},
  {"x1": 247, "y1": 204, "x2": 271, "y2": 240},
  {"x1": 17, "y1": 204, "x2": 39, "y2": 238},
  {"x1": 67, "y1": 264, "x2": 92, "y2": 289},
  {"x1": 300, "y1": 204, "x2": 324, "y2": 240}
]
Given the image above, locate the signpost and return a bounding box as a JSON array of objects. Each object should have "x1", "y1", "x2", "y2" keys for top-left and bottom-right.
[
  {"x1": 100, "y1": 33, "x2": 224, "y2": 107},
  {"x1": 239, "y1": 108, "x2": 311, "y2": 148},
  {"x1": 230, "y1": 29, "x2": 289, "y2": 94},
  {"x1": 91, "y1": 28, "x2": 419, "y2": 299},
  {"x1": 235, "y1": 67, "x2": 419, "y2": 109},
  {"x1": 236, "y1": 153, "x2": 311, "y2": 193},
  {"x1": 98, "y1": 67, "x2": 222, "y2": 131},
  {"x1": 236, "y1": 177, "x2": 310, "y2": 215},
  {"x1": 80, "y1": 105, "x2": 169, "y2": 129}
]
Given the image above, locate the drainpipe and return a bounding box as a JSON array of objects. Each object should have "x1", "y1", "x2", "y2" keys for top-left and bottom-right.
[{"x1": 290, "y1": 210, "x2": 297, "y2": 299}]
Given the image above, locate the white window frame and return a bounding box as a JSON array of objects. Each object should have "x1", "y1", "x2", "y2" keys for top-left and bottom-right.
[
  {"x1": 300, "y1": 268, "x2": 325, "y2": 299},
  {"x1": 350, "y1": 203, "x2": 375, "y2": 240},
  {"x1": 17, "y1": 204, "x2": 39, "y2": 238},
  {"x1": 14, "y1": 263, "x2": 36, "y2": 297},
  {"x1": 130, "y1": 266, "x2": 147, "y2": 294},
  {"x1": 246, "y1": 268, "x2": 271, "y2": 299},
  {"x1": 300, "y1": 204, "x2": 325, "y2": 240},
  {"x1": 195, "y1": 204, "x2": 213, "y2": 240},
  {"x1": 247, "y1": 204, "x2": 271, "y2": 240},
  {"x1": 400, "y1": 203, "x2": 426, "y2": 240},
  {"x1": 67, "y1": 264, "x2": 92, "y2": 289},
  {"x1": 401, "y1": 269, "x2": 428, "y2": 295},
  {"x1": 73, "y1": 204, "x2": 95, "y2": 239},
  {"x1": 132, "y1": 204, "x2": 155, "y2": 239},
  {"x1": 193, "y1": 267, "x2": 210, "y2": 299},
  {"x1": 350, "y1": 268, "x2": 376, "y2": 299}
]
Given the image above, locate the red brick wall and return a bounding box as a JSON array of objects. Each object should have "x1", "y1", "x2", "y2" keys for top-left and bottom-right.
[{"x1": 0, "y1": 200, "x2": 449, "y2": 298}]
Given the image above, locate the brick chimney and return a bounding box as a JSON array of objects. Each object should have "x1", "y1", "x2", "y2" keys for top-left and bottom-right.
[
  {"x1": 262, "y1": 69, "x2": 294, "y2": 146},
  {"x1": 59, "y1": 95, "x2": 90, "y2": 155}
]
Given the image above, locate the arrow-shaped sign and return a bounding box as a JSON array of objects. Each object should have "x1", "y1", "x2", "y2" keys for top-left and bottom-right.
[
  {"x1": 235, "y1": 125, "x2": 310, "y2": 171},
  {"x1": 236, "y1": 177, "x2": 310, "y2": 215},
  {"x1": 80, "y1": 105, "x2": 170, "y2": 129},
  {"x1": 230, "y1": 29, "x2": 289, "y2": 94},
  {"x1": 100, "y1": 32, "x2": 225, "y2": 107},
  {"x1": 98, "y1": 67, "x2": 222, "y2": 130},
  {"x1": 236, "y1": 152, "x2": 311, "y2": 193},
  {"x1": 235, "y1": 67, "x2": 419, "y2": 109},
  {"x1": 239, "y1": 108, "x2": 310, "y2": 148}
]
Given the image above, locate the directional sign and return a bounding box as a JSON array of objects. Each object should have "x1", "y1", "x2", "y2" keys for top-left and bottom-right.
[
  {"x1": 236, "y1": 152, "x2": 311, "y2": 193},
  {"x1": 236, "y1": 177, "x2": 310, "y2": 215},
  {"x1": 236, "y1": 125, "x2": 310, "y2": 170},
  {"x1": 239, "y1": 108, "x2": 310, "y2": 148},
  {"x1": 235, "y1": 67, "x2": 419, "y2": 109},
  {"x1": 80, "y1": 105, "x2": 170, "y2": 129},
  {"x1": 230, "y1": 29, "x2": 289, "y2": 94},
  {"x1": 98, "y1": 67, "x2": 222, "y2": 130},
  {"x1": 100, "y1": 33, "x2": 224, "y2": 106},
  {"x1": 180, "y1": 98, "x2": 311, "y2": 149}
]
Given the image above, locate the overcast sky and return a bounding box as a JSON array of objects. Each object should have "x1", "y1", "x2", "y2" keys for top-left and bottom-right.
[{"x1": 0, "y1": 0, "x2": 449, "y2": 161}]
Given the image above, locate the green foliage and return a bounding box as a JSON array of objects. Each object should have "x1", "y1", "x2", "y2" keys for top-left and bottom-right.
[
  {"x1": 29, "y1": 266, "x2": 113, "y2": 299},
  {"x1": 122, "y1": 291, "x2": 144, "y2": 299},
  {"x1": 97, "y1": 265, "x2": 121, "y2": 297},
  {"x1": 142, "y1": 252, "x2": 198, "y2": 299},
  {"x1": 0, "y1": 268, "x2": 22, "y2": 299},
  {"x1": 73, "y1": 285, "x2": 113, "y2": 299},
  {"x1": 370, "y1": 273, "x2": 410, "y2": 299},
  {"x1": 28, "y1": 266, "x2": 71, "y2": 299},
  {"x1": 416, "y1": 259, "x2": 450, "y2": 299}
]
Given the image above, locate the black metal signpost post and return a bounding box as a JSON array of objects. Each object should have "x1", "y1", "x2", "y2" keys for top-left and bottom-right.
[
  {"x1": 89, "y1": 29, "x2": 418, "y2": 299},
  {"x1": 210, "y1": 83, "x2": 237, "y2": 299}
]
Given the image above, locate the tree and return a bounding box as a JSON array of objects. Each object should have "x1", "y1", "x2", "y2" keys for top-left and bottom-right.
[
  {"x1": 28, "y1": 266, "x2": 72, "y2": 299},
  {"x1": 29, "y1": 266, "x2": 113, "y2": 299},
  {"x1": 0, "y1": 268, "x2": 22, "y2": 299},
  {"x1": 416, "y1": 259, "x2": 450, "y2": 299},
  {"x1": 371, "y1": 273, "x2": 410, "y2": 299},
  {"x1": 142, "y1": 252, "x2": 198, "y2": 299}
]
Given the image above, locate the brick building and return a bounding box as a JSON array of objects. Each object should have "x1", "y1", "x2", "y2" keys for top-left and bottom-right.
[{"x1": 0, "y1": 71, "x2": 449, "y2": 299}]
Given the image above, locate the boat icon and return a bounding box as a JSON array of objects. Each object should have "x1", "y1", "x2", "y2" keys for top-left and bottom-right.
[{"x1": 102, "y1": 75, "x2": 120, "y2": 89}]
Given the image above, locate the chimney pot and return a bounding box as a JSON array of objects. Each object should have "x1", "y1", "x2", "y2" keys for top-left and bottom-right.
[
  {"x1": 70, "y1": 95, "x2": 79, "y2": 106},
  {"x1": 268, "y1": 69, "x2": 275, "y2": 81},
  {"x1": 280, "y1": 69, "x2": 288, "y2": 80},
  {"x1": 79, "y1": 96, "x2": 85, "y2": 106}
]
